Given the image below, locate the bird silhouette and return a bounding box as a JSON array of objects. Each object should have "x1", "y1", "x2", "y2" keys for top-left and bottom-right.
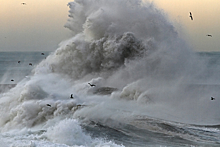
[
  {"x1": 21, "y1": 2, "x2": 26, "y2": 5},
  {"x1": 189, "y1": 12, "x2": 193, "y2": 20},
  {"x1": 46, "y1": 104, "x2": 51, "y2": 107},
  {"x1": 18, "y1": 61, "x2": 20, "y2": 63},
  {"x1": 206, "y1": 34, "x2": 212, "y2": 37},
  {"x1": 29, "y1": 63, "x2": 32, "y2": 66},
  {"x1": 88, "y1": 83, "x2": 96, "y2": 87},
  {"x1": 41, "y1": 53, "x2": 44, "y2": 55},
  {"x1": 70, "y1": 94, "x2": 74, "y2": 99},
  {"x1": 211, "y1": 97, "x2": 215, "y2": 100}
]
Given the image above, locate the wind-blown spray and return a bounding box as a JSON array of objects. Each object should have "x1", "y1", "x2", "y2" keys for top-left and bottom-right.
[{"x1": 1, "y1": 0, "x2": 220, "y2": 146}]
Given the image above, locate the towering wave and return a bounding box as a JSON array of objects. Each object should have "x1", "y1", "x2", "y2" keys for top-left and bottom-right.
[
  {"x1": 35, "y1": 0, "x2": 194, "y2": 82},
  {"x1": 1, "y1": 0, "x2": 220, "y2": 146}
]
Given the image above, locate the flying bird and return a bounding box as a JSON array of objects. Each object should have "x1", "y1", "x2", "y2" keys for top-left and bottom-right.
[
  {"x1": 189, "y1": 12, "x2": 193, "y2": 20},
  {"x1": 70, "y1": 94, "x2": 74, "y2": 99},
  {"x1": 88, "y1": 83, "x2": 96, "y2": 87},
  {"x1": 206, "y1": 34, "x2": 212, "y2": 37},
  {"x1": 18, "y1": 61, "x2": 20, "y2": 63},
  {"x1": 21, "y1": 2, "x2": 26, "y2": 5},
  {"x1": 41, "y1": 53, "x2": 44, "y2": 55},
  {"x1": 211, "y1": 97, "x2": 215, "y2": 100},
  {"x1": 46, "y1": 104, "x2": 51, "y2": 107},
  {"x1": 11, "y1": 79, "x2": 14, "y2": 82},
  {"x1": 29, "y1": 63, "x2": 32, "y2": 66}
]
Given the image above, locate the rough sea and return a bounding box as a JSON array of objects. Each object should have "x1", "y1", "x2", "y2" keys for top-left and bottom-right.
[{"x1": 1, "y1": 0, "x2": 220, "y2": 146}]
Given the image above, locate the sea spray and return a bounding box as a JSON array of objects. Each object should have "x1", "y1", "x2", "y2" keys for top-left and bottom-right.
[
  {"x1": 46, "y1": 119, "x2": 92, "y2": 146},
  {"x1": 0, "y1": 0, "x2": 217, "y2": 131},
  {"x1": 1, "y1": 0, "x2": 220, "y2": 146},
  {"x1": 35, "y1": 0, "x2": 192, "y2": 81}
]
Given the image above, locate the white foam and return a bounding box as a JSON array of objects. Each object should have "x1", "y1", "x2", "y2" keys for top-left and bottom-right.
[
  {"x1": 1, "y1": 0, "x2": 220, "y2": 146},
  {"x1": 46, "y1": 119, "x2": 92, "y2": 146}
]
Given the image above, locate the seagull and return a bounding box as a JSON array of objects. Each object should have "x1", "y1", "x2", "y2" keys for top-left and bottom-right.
[
  {"x1": 21, "y1": 2, "x2": 26, "y2": 5},
  {"x1": 206, "y1": 34, "x2": 212, "y2": 37},
  {"x1": 29, "y1": 63, "x2": 32, "y2": 66},
  {"x1": 88, "y1": 83, "x2": 96, "y2": 87},
  {"x1": 189, "y1": 12, "x2": 193, "y2": 20},
  {"x1": 211, "y1": 97, "x2": 215, "y2": 100},
  {"x1": 70, "y1": 94, "x2": 74, "y2": 99},
  {"x1": 46, "y1": 104, "x2": 51, "y2": 107}
]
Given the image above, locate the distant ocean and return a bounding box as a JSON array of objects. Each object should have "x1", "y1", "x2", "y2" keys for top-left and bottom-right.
[
  {"x1": 0, "y1": 52, "x2": 49, "y2": 84},
  {"x1": 1, "y1": 0, "x2": 220, "y2": 147}
]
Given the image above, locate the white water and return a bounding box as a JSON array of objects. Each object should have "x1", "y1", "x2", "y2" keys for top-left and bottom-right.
[{"x1": 1, "y1": 0, "x2": 220, "y2": 146}]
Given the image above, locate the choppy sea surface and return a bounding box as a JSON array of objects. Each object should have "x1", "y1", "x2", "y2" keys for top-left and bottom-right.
[
  {"x1": 0, "y1": 52, "x2": 49, "y2": 84},
  {"x1": 1, "y1": 0, "x2": 220, "y2": 146},
  {"x1": 1, "y1": 51, "x2": 220, "y2": 147}
]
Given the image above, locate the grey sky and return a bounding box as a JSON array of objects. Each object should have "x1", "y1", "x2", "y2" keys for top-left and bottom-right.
[
  {"x1": 1, "y1": 0, "x2": 220, "y2": 52},
  {"x1": 1, "y1": 0, "x2": 71, "y2": 52}
]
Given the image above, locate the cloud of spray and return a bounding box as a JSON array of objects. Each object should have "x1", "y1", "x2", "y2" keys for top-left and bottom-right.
[
  {"x1": 54, "y1": 0, "x2": 220, "y2": 124},
  {"x1": 1, "y1": 0, "x2": 220, "y2": 133},
  {"x1": 35, "y1": 0, "x2": 194, "y2": 81},
  {"x1": 36, "y1": 0, "x2": 196, "y2": 92}
]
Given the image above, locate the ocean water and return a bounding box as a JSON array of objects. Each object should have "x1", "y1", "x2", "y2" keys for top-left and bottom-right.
[
  {"x1": 0, "y1": 52, "x2": 49, "y2": 84},
  {"x1": 1, "y1": 0, "x2": 220, "y2": 146}
]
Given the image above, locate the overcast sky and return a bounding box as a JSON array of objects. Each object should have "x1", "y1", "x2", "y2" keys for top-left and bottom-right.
[
  {"x1": 0, "y1": 0, "x2": 71, "y2": 52},
  {"x1": 1, "y1": 0, "x2": 220, "y2": 52},
  {"x1": 150, "y1": 0, "x2": 220, "y2": 52}
]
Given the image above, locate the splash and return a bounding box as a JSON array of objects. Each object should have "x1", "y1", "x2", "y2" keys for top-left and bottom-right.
[
  {"x1": 35, "y1": 0, "x2": 193, "y2": 81},
  {"x1": 46, "y1": 119, "x2": 92, "y2": 146},
  {"x1": 1, "y1": 1, "x2": 220, "y2": 144}
]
